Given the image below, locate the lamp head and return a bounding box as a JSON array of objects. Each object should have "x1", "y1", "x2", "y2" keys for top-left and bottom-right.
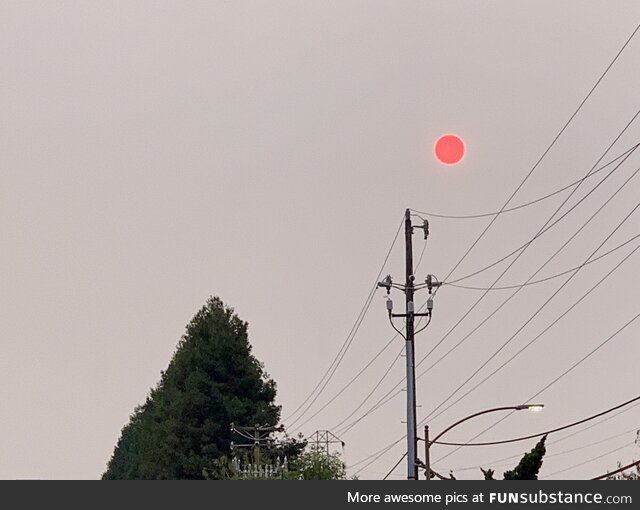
[{"x1": 518, "y1": 403, "x2": 544, "y2": 413}]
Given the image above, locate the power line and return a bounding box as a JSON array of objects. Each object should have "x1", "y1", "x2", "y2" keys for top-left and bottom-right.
[
  {"x1": 543, "y1": 442, "x2": 635, "y2": 479},
  {"x1": 446, "y1": 140, "x2": 639, "y2": 285},
  {"x1": 410, "y1": 145, "x2": 640, "y2": 409},
  {"x1": 592, "y1": 459, "x2": 640, "y2": 480},
  {"x1": 343, "y1": 72, "x2": 640, "y2": 477},
  {"x1": 429, "y1": 312, "x2": 640, "y2": 468},
  {"x1": 295, "y1": 345, "x2": 403, "y2": 432},
  {"x1": 345, "y1": 21, "x2": 640, "y2": 475},
  {"x1": 411, "y1": 118, "x2": 639, "y2": 386},
  {"x1": 551, "y1": 400, "x2": 640, "y2": 446},
  {"x1": 383, "y1": 452, "x2": 407, "y2": 480},
  {"x1": 333, "y1": 297, "x2": 433, "y2": 436},
  {"x1": 329, "y1": 348, "x2": 403, "y2": 432},
  {"x1": 445, "y1": 231, "x2": 640, "y2": 291},
  {"x1": 427, "y1": 242, "x2": 640, "y2": 428},
  {"x1": 423, "y1": 196, "x2": 640, "y2": 427},
  {"x1": 449, "y1": 425, "x2": 640, "y2": 474},
  {"x1": 443, "y1": 381, "x2": 640, "y2": 475},
  {"x1": 410, "y1": 145, "x2": 637, "y2": 220},
  {"x1": 383, "y1": 394, "x2": 640, "y2": 480},
  {"x1": 437, "y1": 18, "x2": 640, "y2": 284},
  {"x1": 436, "y1": 391, "x2": 640, "y2": 447},
  {"x1": 338, "y1": 143, "x2": 639, "y2": 437},
  {"x1": 292, "y1": 239, "x2": 431, "y2": 433},
  {"x1": 284, "y1": 216, "x2": 403, "y2": 426}
]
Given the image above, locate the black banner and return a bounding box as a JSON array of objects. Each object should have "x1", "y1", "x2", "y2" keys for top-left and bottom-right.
[{"x1": 3, "y1": 481, "x2": 639, "y2": 509}]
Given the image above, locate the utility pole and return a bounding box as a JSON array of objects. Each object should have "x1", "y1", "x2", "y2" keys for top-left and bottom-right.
[
  {"x1": 424, "y1": 425, "x2": 431, "y2": 480},
  {"x1": 404, "y1": 208, "x2": 418, "y2": 481},
  {"x1": 378, "y1": 208, "x2": 440, "y2": 480},
  {"x1": 230, "y1": 423, "x2": 284, "y2": 466}
]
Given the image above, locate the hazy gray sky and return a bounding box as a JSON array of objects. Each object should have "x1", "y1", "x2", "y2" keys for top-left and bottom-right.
[{"x1": 1, "y1": 1, "x2": 639, "y2": 479}]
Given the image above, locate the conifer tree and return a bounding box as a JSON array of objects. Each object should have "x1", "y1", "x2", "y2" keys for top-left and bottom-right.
[{"x1": 103, "y1": 297, "x2": 280, "y2": 479}]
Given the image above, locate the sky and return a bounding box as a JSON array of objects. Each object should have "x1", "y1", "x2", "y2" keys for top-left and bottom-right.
[{"x1": 1, "y1": 1, "x2": 639, "y2": 480}]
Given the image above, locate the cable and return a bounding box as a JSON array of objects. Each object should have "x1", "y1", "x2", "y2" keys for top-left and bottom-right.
[
  {"x1": 296, "y1": 237, "x2": 431, "y2": 431},
  {"x1": 434, "y1": 394, "x2": 640, "y2": 447},
  {"x1": 382, "y1": 452, "x2": 407, "y2": 480},
  {"x1": 341, "y1": 145, "x2": 640, "y2": 436},
  {"x1": 284, "y1": 216, "x2": 403, "y2": 426},
  {"x1": 346, "y1": 21, "x2": 640, "y2": 473},
  {"x1": 331, "y1": 352, "x2": 403, "y2": 434},
  {"x1": 348, "y1": 438, "x2": 403, "y2": 470},
  {"x1": 445, "y1": 232, "x2": 640, "y2": 291},
  {"x1": 413, "y1": 119, "x2": 639, "y2": 381},
  {"x1": 429, "y1": 313, "x2": 640, "y2": 469},
  {"x1": 333, "y1": 298, "x2": 433, "y2": 435},
  {"x1": 428, "y1": 242, "x2": 640, "y2": 427},
  {"x1": 414, "y1": 237, "x2": 428, "y2": 273},
  {"x1": 447, "y1": 398, "x2": 640, "y2": 473},
  {"x1": 551, "y1": 400, "x2": 640, "y2": 445},
  {"x1": 381, "y1": 394, "x2": 640, "y2": 480},
  {"x1": 410, "y1": 145, "x2": 638, "y2": 220},
  {"x1": 449, "y1": 425, "x2": 640, "y2": 474},
  {"x1": 424, "y1": 197, "x2": 640, "y2": 427},
  {"x1": 338, "y1": 108, "x2": 640, "y2": 466},
  {"x1": 414, "y1": 150, "x2": 640, "y2": 406},
  {"x1": 543, "y1": 442, "x2": 635, "y2": 479},
  {"x1": 592, "y1": 459, "x2": 640, "y2": 480},
  {"x1": 438, "y1": 16, "x2": 639, "y2": 284},
  {"x1": 446, "y1": 140, "x2": 640, "y2": 285},
  {"x1": 293, "y1": 343, "x2": 403, "y2": 432}
]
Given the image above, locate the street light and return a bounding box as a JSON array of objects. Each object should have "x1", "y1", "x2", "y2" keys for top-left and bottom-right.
[{"x1": 422, "y1": 404, "x2": 544, "y2": 480}]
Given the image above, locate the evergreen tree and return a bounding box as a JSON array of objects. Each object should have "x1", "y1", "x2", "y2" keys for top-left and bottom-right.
[
  {"x1": 476, "y1": 435, "x2": 547, "y2": 480},
  {"x1": 502, "y1": 435, "x2": 547, "y2": 480},
  {"x1": 103, "y1": 297, "x2": 280, "y2": 479}
]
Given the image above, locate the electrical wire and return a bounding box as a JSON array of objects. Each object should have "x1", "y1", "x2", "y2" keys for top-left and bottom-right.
[
  {"x1": 449, "y1": 425, "x2": 640, "y2": 474},
  {"x1": 423, "y1": 197, "x2": 640, "y2": 427},
  {"x1": 284, "y1": 216, "x2": 403, "y2": 426},
  {"x1": 333, "y1": 298, "x2": 434, "y2": 435},
  {"x1": 445, "y1": 231, "x2": 640, "y2": 291},
  {"x1": 290, "y1": 230, "x2": 430, "y2": 431},
  {"x1": 410, "y1": 145, "x2": 637, "y2": 220},
  {"x1": 437, "y1": 19, "x2": 640, "y2": 285},
  {"x1": 542, "y1": 442, "x2": 635, "y2": 479},
  {"x1": 446, "y1": 140, "x2": 639, "y2": 285},
  {"x1": 592, "y1": 459, "x2": 640, "y2": 480},
  {"x1": 345, "y1": 20, "x2": 640, "y2": 474},
  {"x1": 383, "y1": 452, "x2": 407, "y2": 480},
  {"x1": 444, "y1": 392, "x2": 640, "y2": 474},
  {"x1": 435, "y1": 391, "x2": 640, "y2": 446},
  {"x1": 427, "y1": 243, "x2": 640, "y2": 428},
  {"x1": 337, "y1": 145, "x2": 640, "y2": 437},
  {"x1": 381, "y1": 393, "x2": 640, "y2": 480},
  {"x1": 430, "y1": 311, "x2": 640, "y2": 467},
  {"x1": 293, "y1": 343, "x2": 403, "y2": 432},
  {"x1": 410, "y1": 118, "x2": 639, "y2": 389}
]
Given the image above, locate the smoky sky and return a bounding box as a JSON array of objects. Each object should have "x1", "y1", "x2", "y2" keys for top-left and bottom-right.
[{"x1": 1, "y1": 1, "x2": 639, "y2": 479}]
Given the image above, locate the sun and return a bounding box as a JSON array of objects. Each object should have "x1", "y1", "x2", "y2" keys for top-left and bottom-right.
[{"x1": 434, "y1": 134, "x2": 465, "y2": 165}]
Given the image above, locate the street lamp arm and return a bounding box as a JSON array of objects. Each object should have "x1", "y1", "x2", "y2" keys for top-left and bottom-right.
[
  {"x1": 429, "y1": 406, "x2": 523, "y2": 445},
  {"x1": 433, "y1": 393, "x2": 640, "y2": 447}
]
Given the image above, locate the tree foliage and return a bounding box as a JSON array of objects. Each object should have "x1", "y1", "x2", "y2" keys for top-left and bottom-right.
[
  {"x1": 103, "y1": 297, "x2": 281, "y2": 479},
  {"x1": 477, "y1": 436, "x2": 547, "y2": 480},
  {"x1": 288, "y1": 446, "x2": 349, "y2": 480},
  {"x1": 503, "y1": 435, "x2": 547, "y2": 480},
  {"x1": 607, "y1": 462, "x2": 639, "y2": 480}
]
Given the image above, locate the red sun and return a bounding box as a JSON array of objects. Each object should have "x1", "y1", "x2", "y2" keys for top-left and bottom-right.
[{"x1": 434, "y1": 134, "x2": 465, "y2": 165}]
